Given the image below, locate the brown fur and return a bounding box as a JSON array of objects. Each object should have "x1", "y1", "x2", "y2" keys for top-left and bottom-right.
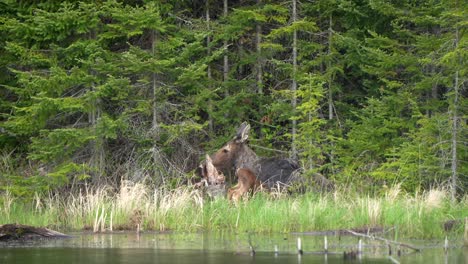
[{"x1": 227, "y1": 168, "x2": 262, "y2": 203}]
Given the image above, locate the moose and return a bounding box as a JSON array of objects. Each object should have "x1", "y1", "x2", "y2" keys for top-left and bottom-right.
[
  {"x1": 227, "y1": 168, "x2": 262, "y2": 203},
  {"x1": 207, "y1": 122, "x2": 300, "y2": 189},
  {"x1": 197, "y1": 153, "x2": 262, "y2": 202}
]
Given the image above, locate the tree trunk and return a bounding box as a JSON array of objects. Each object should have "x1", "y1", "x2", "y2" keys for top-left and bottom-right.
[
  {"x1": 291, "y1": 0, "x2": 298, "y2": 159},
  {"x1": 152, "y1": 30, "x2": 159, "y2": 139},
  {"x1": 450, "y1": 70, "x2": 458, "y2": 201},
  {"x1": 87, "y1": 25, "x2": 104, "y2": 183},
  {"x1": 327, "y1": 14, "x2": 333, "y2": 120},
  {"x1": 429, "y1": 65, "x2": 437, "y2": 117},
  {"x1": 428, "y1": 27, "x2": 441, "y2": 117},
  {"x1": 206, "y1": 3, "x2": 211, "y2": 80},
  {"x1": 151, "y1": 29, "x2": 164, "y2": 186},
  {"x1": 450, "y1": 23, "x2": 460, "y2": 202},
  {"x1": 206, "y1": 1, "x2": 213, "y2": 134},
  {"x1": 90, "y1": 84, "x2": 104, "y2": 183},
  {"x1": 223, "y1": 0, "x2": 229, "y2": 86},
  {"x1": 256, "y1": 0, "x2": 263, "y2": 94}
]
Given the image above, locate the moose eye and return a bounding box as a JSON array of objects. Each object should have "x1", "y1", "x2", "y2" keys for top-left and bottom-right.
[{"x1": 222, "y1": 149, "x2": 229, "y2": 153}]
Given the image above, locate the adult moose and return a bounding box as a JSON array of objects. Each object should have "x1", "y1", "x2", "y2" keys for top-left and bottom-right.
[{"x1": 209, "y1": 122, "x2": 300, "y2": 189}]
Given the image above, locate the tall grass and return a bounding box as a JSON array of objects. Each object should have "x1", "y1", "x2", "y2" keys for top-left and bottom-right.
[{"x1": 0, "y1": 183, "x2": 466, "y2": 238}]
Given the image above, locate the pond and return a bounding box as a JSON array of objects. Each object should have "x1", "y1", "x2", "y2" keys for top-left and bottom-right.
[{"x1": 0, "y1": 232, "x2": 466, "y2": 264}]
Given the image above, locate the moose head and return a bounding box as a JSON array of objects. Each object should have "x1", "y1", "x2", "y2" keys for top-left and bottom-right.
[{"x1": 210, "y1": 122, "x2": 256, "y2": 172}]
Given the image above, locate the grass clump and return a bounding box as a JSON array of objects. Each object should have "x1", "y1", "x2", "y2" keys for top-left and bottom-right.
[{"x1": 0, "y1": 183, "x2": 466, "y2": 239}]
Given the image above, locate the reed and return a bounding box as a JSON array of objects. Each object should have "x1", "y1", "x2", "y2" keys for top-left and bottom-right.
[{"x1": 0, "y1": 183, "x2": 466, "y2": 238}]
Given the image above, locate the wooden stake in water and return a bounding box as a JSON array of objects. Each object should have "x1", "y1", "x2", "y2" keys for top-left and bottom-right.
[
  {"x1": 297, "y1": 237, "x2": 303, "y2": 255},
  {"x1": 444, "y1": 236, "x2": 448, "y2": 254},
  {"x1": 248, "y1": 233, "x2": 255, "y2": 256},
  {"x1": 324, "y1": 236, "x2": 328, "y2": 254},
  {"x1": 297, "y1": 238, "x2": 303, "y2": 264},
  {"x1": 249, "y1": 245, "x2": 255, "y2": 256},
  {"x1": 358, "y1": 239, "x2": 362, "y2": 255}
]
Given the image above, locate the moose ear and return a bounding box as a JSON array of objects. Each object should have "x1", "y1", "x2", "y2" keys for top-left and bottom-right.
[{"x1": 234, "y1": 122, "x2": 250, "y2": 143}]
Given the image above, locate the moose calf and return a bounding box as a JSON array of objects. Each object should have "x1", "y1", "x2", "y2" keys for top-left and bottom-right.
[{"x1": 228, "y1": 168, "x2": 262, "y2": 203}]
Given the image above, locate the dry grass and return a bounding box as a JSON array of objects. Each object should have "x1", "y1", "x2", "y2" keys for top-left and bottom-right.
[
  {"x1": 60, "y1": 182, "x2": 207, "y2": 232},
  {"x1": 0, "y1": 182, "x2": 466, "y2": 238},
  {"x1": 424, "y1": 188, "x2": 447, "y2": 209},
  {"x1": 1, "y1": 190, "x2": 14, "y2": 221},
  {"x1": 366, "y1": 197, "x2": 382, "y2": 226},
  {"x1": 385, "y1": 183, "x2": 402, "y2": 202}
]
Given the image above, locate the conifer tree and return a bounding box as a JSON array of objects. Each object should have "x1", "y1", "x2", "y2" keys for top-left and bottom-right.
[{"x1": 0, "y1": 0, "x2": 465, "y2": 194}]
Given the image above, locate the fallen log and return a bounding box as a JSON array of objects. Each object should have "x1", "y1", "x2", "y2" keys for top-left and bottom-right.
[
  {"x1": 292, "y1": 226, "x2": 385, "y2": 236},
  {"x1": 0, "y1": 224, "x2": 70, "y2": 241},
  {"x1": 346, "y1": 229, "x2": 420, "y2": 252}
]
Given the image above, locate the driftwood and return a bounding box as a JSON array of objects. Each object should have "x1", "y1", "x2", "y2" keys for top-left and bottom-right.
[
  {"x1": 292, "y1": 226, "x2": 385, "y2": 236},
  {"x1": 194, "y1": 154, "x2": 226, "y2": 198},
  {"x1": 0, "y1": 224, "x2": 70, "y2": 241},
  {"x1": 346, "y1": 229, "x2": 420, "y2": 252}
]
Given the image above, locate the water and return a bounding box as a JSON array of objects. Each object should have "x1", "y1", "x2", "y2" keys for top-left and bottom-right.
[{"x1": 1, "y1": 232, "x2": 466, "y2": 264}]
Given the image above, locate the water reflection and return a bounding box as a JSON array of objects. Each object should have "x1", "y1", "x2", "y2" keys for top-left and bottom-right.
[{"x1": 0, "y1": 232, "x2": 465, "y2": 264}]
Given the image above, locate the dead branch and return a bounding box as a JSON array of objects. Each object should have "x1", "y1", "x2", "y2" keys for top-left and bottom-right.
[{"x1": 346, "y1": 229, "x2": 420, "y2": 252}]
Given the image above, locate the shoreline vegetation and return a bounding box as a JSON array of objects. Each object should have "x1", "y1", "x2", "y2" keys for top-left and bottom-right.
[
  {"x1": 1, "y1": 182, "x2": 466, "y2": 239},
  {"x1": 1, "y1": 0, "x2": 467, "y2": 248}
]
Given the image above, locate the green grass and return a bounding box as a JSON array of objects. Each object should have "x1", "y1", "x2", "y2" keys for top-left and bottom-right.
[{"x1": 0, "y1": 183, "x2": 466, "y2": 239}]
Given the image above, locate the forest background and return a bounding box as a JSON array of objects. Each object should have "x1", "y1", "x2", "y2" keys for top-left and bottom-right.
[{"x1": 0, "y1": 0, "x2": 466, "y2": 201}]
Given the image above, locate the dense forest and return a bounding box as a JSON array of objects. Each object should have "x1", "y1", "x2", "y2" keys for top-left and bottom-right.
[{"x1": 0, "y1": 0, "x2": 466, "y2": 198}]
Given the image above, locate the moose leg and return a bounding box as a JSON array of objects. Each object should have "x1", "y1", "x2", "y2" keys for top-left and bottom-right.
[
  {"x1": 227, "y1": 181, "x2": 241, "y2": 201},
  {"x1": 231, "y1": 189, "x2": 243, "y2": 203},
  {"x1": 228, "y1": 168, "x2": 262, "y2": 203},
  {"x1": 227, "y1": 186, "x2": 236, "y2": 201}
]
